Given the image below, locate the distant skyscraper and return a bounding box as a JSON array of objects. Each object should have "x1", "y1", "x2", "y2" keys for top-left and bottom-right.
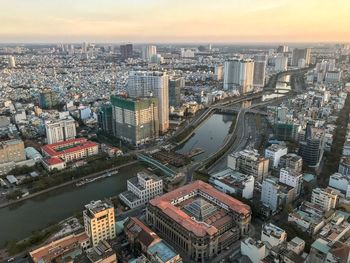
[
  {"x1": 45, "y1": 118, "x2": 76, "y2": 144},
  {"x1": 292, "y1": 48, "x2": 311, "y2": 67},
  {"x1": 253, "y1": 55, "x2": 266, "y2": 88},
  {"x1": 275, "y1": 54, "x2": 288, "y2": 72},
  {"x1": 127, "y1": 71, "x2": 169, "y2": 132},
  {"x1": 169, "y1": 77, "x2": 184, "y2": 107},
  {"x1": 277, "y1": 45, "x2": 289, "y2": 53},
  {"x1": 214, "y1": 64, "x2": 224, "y2": 80},
  {"x1": 224, "y1": 59, "x2": 254, "y2": 94},
  {"x1": 8, "y1": 56, "x2": 16, "y2": 68},
  {"x1": 39, "y1": 89, "x2": 59, "y2": 109},
  {"x1": 142, "y1": 45, "x2": 157, "y2": 61},
  {"x1": 120, "y1": 44, "x2": 133, "y2": 60},
  {"x1": 110, "y1": 95, "x2": 159, "y2": 146},
  {"x1": 82, "y1": 42, "x2": 88, "y2": 53}
]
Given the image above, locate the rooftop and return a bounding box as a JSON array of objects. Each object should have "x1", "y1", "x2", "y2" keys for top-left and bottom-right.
[
  {"x1": 84, "y1": 200, "x2": 113, "y2": 215},
  {"x1": 149, "y1": 180, "x2": 250, "y2": 237},
  {"x1": 147, "y1": 240, "x2": 178, "y2": 262}
]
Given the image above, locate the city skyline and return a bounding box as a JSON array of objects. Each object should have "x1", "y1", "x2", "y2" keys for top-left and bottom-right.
[{"x1": 1, "y1": 0, "x2": 350, "y2": 43}]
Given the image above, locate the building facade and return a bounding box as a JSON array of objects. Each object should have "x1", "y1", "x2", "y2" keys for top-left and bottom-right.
[
  {"x1": 311, "y1": 188, "x2": 338, "y2": 212},
  {"x1": 83, "y1": 200, "x2": 116, "y2": 247},
  {"x1": 223, "y1": 59, "x2": 254, "y2": 94},
  {"x1": 45, "y1": 118, "x2": 76, "y2": 144},
  {"x1": 111, "y1": 95, "x2": 159, "y2": 146},
  {"x1": 127, "y1": 71, "x2": 169, "y2": 132},
  {"x1": 147, "y1": 181, "x2": 251, "y2": 262},
  {"x1": 119, "y1": 171, "x2": 163, "y2": 209}
]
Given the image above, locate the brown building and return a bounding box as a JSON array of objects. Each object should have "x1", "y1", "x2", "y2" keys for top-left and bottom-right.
[
  {"x1": 146, "y1": 181, "x2": 251, "y2": 262},
  {"x1": 29, "y1": 231, "x2": 90, "y2": 263}
]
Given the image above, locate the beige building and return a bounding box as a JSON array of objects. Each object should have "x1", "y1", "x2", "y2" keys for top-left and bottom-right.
[
  {"x1": 147, "y1": 180, "x2": 251, "y2": 262},
  {"x1": 228, "y1": 149, "x2": 269, "y2": 182},
  {"x1": 127, "y1": 71, "x2": 169, "y2": 133},
  {"x1": 0, "y1": 139, "x2": 25, "y2": 164},
  {"x1": 311, "y1": 187, "x2": 338, "y2": 212},
  {"x1": 0, "y1": 139, "x2": 26, "y2": 175},
  {"x1": 83, "y1": 200, "x2": 116, "y2": 247}
]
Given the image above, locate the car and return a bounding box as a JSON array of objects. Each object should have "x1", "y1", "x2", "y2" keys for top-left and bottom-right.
[{"x1": 7, "y1": 258, "x2": 15, "y2": 262}]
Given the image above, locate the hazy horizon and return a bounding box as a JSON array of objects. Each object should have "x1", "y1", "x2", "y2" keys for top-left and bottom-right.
[{"x1": 1, "y1": 0, "x2": 350, "y2": 43}]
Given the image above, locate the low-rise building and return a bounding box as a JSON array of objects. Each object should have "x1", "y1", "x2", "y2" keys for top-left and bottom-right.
[
  {"x1": 75, "y1": 240, "x2": 117, "y2": 263},
  {"x1": 29, "y1": 231, "x2": 90, "y2": 263},
  {"x1": 328, "y1": 173, "x2": 350, "y2": 198},
  {"x1": 261, "y1": 223, "x2": 287, "y2": 248},
  {"x1": 309, "y1": 238, "x2": 350, "y2": 263},
  {"x1": 41, "y1": 138, "x2": 99, "y2": 164},
  {"x1": 338, "y1": 157, "x2": 350, "y2": 176},
  {"x1": 264, "y1": 144, "x2": 288, "y2": 168},
  {"x1": 241, "y1": 237, "x2": 266, "y2": 263},
  {"x1": 209, "y1": 168, "x2": 254, "y2": 199},
  {"x1": 279, "y1": 168, "x2": 303, "y2": 199},
  {"x1": 119, "y1": 171, "x2": 163, "y2": 209},
  {"x1": 228, "y1": 149, "x2": 269, "y2": 182},
  {"x1": 287, "y1": 237, "x2": 305, "y2": 255},
  {"x1": 288, "y1": 201, "x2": 326, "y2": 234},
  {"x1": 279, "y1": 153, "x2": 303, "y2": 174},
  {"x1": 311, "y1": 187, "x2": 338, "y2": 212}
]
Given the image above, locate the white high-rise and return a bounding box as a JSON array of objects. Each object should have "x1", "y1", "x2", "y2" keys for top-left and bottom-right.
[
  {"x1": 275, "y1": 54, "x2": 288, "y2": 72},
  {"x1": 223, "y1": 59, "x2": 254, "y2": 94},
  {"x1": 8, "y1": 56, "x2": 16, "y2": 68},
  {"x1": 45, "y1": 118, "x2": 76, "y2": 144},
  {"x1": 127, "y1": 71, "x2": 169, "y2": 132},
  {"x1": 142, "y1": 45, "x2": 157, "y2": 61}
]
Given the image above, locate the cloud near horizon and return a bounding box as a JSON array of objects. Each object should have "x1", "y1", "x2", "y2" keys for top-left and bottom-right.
[{"x1": 0, "y1": 0, "x2": 349, "y2": 43}]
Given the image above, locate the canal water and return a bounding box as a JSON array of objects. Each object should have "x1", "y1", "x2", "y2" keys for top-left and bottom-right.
[
  {"x1": 0, "y1": 164, "x2": 144, "y2": 246},
  {"x1": 176, "y1": 113, "x2": 234, "y2": 161}
]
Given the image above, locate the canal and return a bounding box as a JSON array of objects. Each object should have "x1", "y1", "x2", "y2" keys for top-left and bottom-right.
[
  {"x1": 0, "y1": 163, "x2": 144, "y2": 246},
  {"x1": 176, "y1": 113, "x2": 235, "y2": 161}
]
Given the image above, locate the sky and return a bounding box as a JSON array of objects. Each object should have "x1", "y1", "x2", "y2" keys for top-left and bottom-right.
[{"x1": 0, "y1": 0, "x2": 349, "y2": 43}]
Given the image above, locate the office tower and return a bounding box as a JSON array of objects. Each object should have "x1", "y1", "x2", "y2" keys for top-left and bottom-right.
[
  {"x1": 253, "y1": 55, "x2": 266, "y2": 88},
  {"x1": 298, "y1": 123, "x2": 323, "y2": 166},
  {"x1": 214, "y1": 64, "x2": 224, "y2": 80},
  {"x1": 127, "y1": 71, "x2": 169, "y2": 132},
  {"x1": 110, "y1": 95, "x2": 159, "y2": 145},
  {"x1": 8, "y1": 56, "x2": 16, "y2": 68},
  {"x1": 83, "y1": 200, "x2": 116, "y2": 247},
  {"x1": 45, "y1": 118, "x2": 76, "y2": 144},
  {"x1": 275, "y1": 54, "x2": 288, "y2": 71},
  {"x1": 277, "y1": 45, "x2": 289, "y2": 53},
  {"x1": 147, "y1": 180, "x2": 251, "y2": 262},
  {"x1": 120, "y1": 43, "x2": 133, "y2": 60},
  {"x1": 292, "y1": 48, "x2": 311, "y2": 67},
  {"x1": 208, "y1": 43, "x2": 212, "y2": 51},
  {"x1": 223, "y1": 59, "x2": 254, "y2": 94},
  {"x1": 39, "y1": 89, "x2": 59, "y2": 109},
  {"x1": 98, "y1": 104, "x2": 113, "y2": 135},
  {"x1": 169, "y1": 77, "x2": 184, "y2": 106},
  {"x1": 142, "y1": 45, "x2": 157, "y2": 60},
  {"x1": 82, "y1": 42, "x2": 88, "y2": 53}
]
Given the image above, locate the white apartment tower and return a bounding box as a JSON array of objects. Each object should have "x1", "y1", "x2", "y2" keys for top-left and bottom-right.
[
  {"x1": 83, "y1": 200, "x2": 116, "y2": 247},
  {"x1": 8, "y1": 56, "x2": 16, "y2": 68},
  {"x1": 142, "y1": 45, "x2": 157, "y2": 61},
  {"x1": 127, "y1": 71, "x2": 169, "y2": 132},
  {"x1": 275, "y1": 54, "x2": 288, "y2": 72},
  {"x1": 279, "y1": 168, "x2": 303, "y2": 199},
  {"x1": 45, "y1": 118, "x2": 76, "y2": 144},
  {"x1": 223, "y1": 59, "x2": 254, "y2": 94}
]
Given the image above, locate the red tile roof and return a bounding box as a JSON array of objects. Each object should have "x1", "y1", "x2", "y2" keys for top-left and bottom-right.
[
  {"x1": 149, "y1": 180, "x2": 251, "y2": 237},
  {"x1": 42, "y1": 138, "x2": 98, "y2": 157},
  {"x1": 43, "y1": 157, "x2": 65, "y2": 165}
]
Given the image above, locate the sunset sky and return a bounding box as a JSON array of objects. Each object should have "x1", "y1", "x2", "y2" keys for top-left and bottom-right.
[{"x1": 1, "y1": 0, "x2": 349, "y2": 43}]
